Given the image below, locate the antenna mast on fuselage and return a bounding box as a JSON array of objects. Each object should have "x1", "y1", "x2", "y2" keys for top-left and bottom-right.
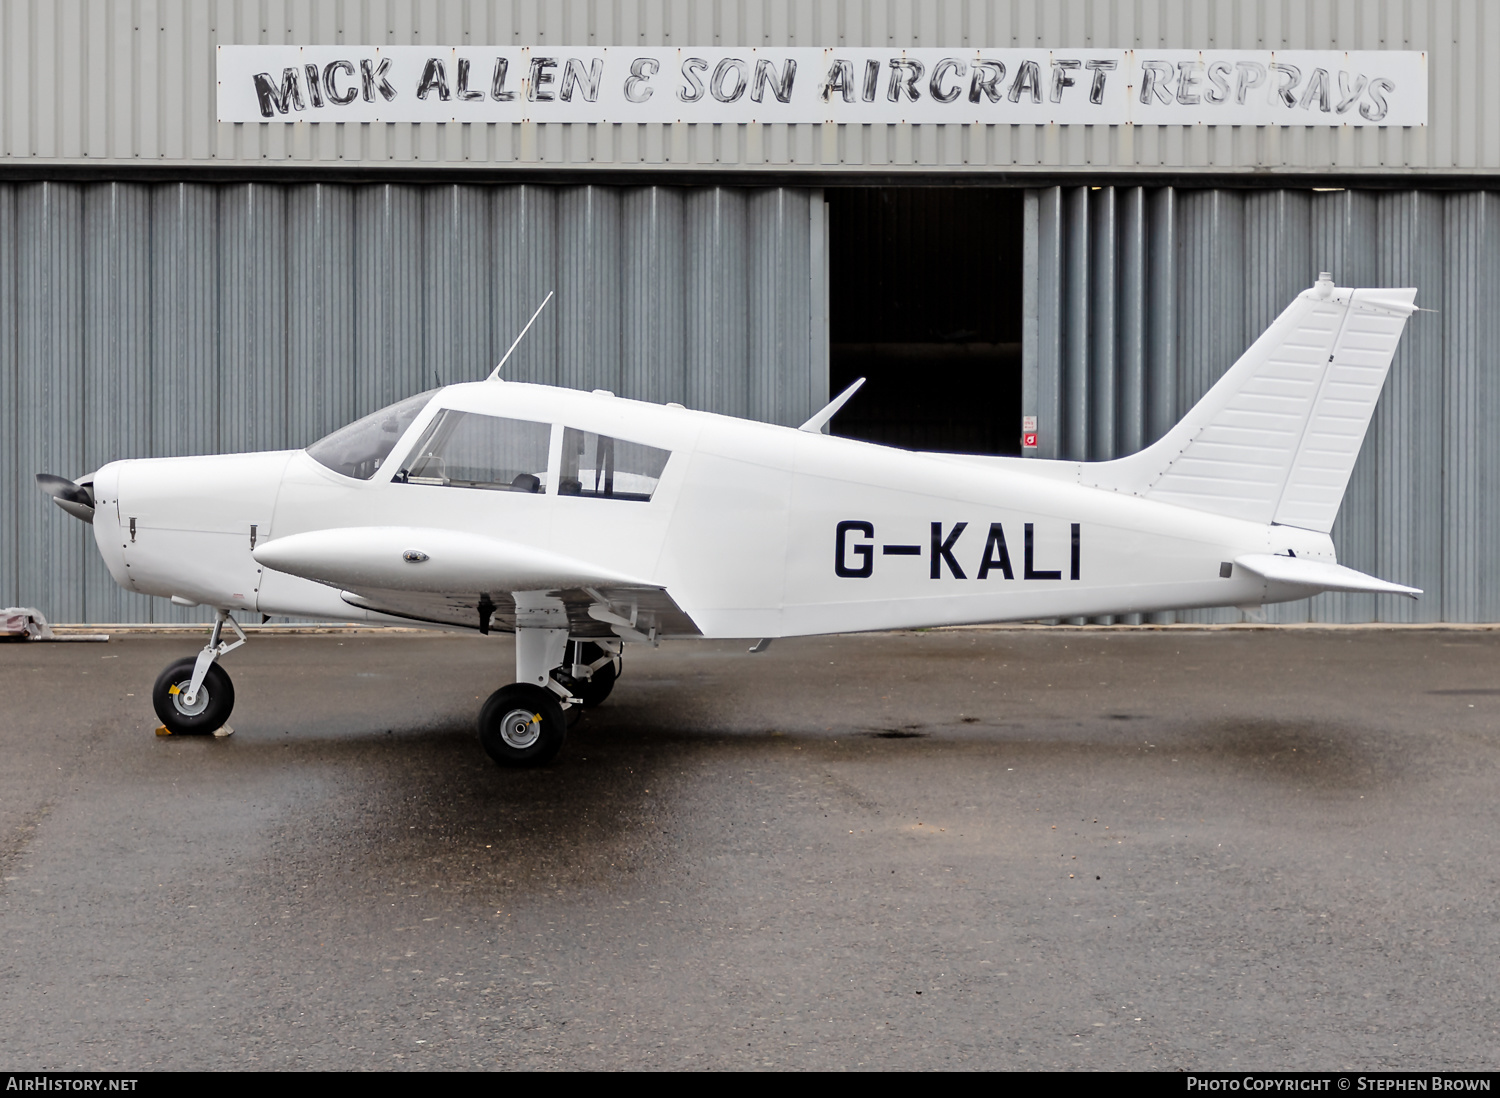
[{"x1": 488, "y1": 291, "x2": 555, "y2": 381}]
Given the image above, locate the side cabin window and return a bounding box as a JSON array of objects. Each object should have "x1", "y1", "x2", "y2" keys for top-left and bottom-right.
[
  {"x1": 558, "y1": 428, "x2": 670, "y2": 502},
  {"x1": 306, "y1": 390, "x2": 435, "y2": 480},
  {"x1": 395, "y1": 409, "x2": 552, "y2": 493}
]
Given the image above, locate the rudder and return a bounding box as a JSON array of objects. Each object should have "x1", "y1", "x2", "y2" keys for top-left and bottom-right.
[{"x1": 1082, "y1": 276, "x2": 1417, "y2": 534}]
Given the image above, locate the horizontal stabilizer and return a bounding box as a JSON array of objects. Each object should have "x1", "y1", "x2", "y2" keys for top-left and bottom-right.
[{"x1": 1234, "y1": 554, "x2": 1421, "y2": 599}]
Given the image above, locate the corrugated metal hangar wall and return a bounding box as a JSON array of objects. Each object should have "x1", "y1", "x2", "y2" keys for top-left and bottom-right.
[
  {"x1": 0, "y1": 181, "x2": 826, "y2": 623},
  {"x1": 1026, "y1": 185, "x2": 1499, "y2": 625},
  {"x1": 9, "y1": 181, "x2": 1500, "y2": 625},
  {"x1": 2, "y1": 1, "x2": 1499, "y2": 625}
]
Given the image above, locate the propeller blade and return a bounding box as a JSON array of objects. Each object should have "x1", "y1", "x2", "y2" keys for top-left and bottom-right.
[{"x1": 36, "y1": 473, "x2": 95, "y2": 523}]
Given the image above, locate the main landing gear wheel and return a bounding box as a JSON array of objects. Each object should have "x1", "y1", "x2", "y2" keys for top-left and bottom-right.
[
  {"x1": 152, "y1": 657, "x2": 235, "y2": 736},
  {"x1": 576, "y1": 655, "x2": 617, "y2": 708},
  {"x1": 554, "y1": 641, "x2": 619, "y2": 709},
  {"x1": 478, "y1": 683, "x2": 567, "y2": 767}
]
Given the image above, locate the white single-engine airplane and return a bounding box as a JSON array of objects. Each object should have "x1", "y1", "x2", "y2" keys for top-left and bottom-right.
[{"x1": 39, "y1": 275, "x2": 1420, "y2": 765}]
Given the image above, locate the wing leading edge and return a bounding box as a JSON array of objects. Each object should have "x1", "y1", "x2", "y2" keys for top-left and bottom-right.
[{"x1": 253, "y1": 526, "x2": 702, "y2": 638}]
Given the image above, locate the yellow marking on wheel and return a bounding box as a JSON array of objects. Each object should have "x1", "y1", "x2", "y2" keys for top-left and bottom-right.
[{"x1": 168, "y1": 684, "x2": 180, "y2": 695}]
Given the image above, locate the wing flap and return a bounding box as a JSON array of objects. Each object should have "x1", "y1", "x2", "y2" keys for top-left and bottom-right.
[{"x1": 339, "y1": 585, "x2": 702, "y2": 637}]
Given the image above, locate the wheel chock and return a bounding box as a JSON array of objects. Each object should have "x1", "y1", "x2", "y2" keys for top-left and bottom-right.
[{"x1": 155, "y1": 723, "x2": 232, "y2": 738}]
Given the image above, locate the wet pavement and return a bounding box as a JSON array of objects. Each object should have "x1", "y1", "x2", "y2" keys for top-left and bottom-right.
[{"x1": 1, "y1": 627, "x2": 1497, "y2": 1070}]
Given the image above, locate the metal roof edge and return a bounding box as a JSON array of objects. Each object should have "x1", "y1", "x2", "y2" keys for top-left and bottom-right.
[{"x1": 1, "y1": 162, "x2": 1499, "y2": 191}]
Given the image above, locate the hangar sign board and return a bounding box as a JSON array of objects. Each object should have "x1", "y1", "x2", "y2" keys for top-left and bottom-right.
[{"x1": 218, "y1": 46, "x2": 1426, "y2": 127}]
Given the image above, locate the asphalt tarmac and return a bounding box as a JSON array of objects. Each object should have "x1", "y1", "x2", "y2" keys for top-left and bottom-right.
[{"x1": 1, "y1": 627, "x2": 1497, "y2": 1071}]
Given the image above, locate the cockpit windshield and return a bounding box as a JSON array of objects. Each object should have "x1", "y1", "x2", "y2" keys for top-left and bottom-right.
[{"x1": 306, "y1": 390, "x2": 436, "y2": 480}]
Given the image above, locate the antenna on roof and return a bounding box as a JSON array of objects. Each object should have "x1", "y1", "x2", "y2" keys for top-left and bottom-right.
[
  {"x1": 798, "y1": 377, "x2": 866, "y2": 433},
  {"x1": 488, "y1": 291, "x2": 555, "y2": 381}
]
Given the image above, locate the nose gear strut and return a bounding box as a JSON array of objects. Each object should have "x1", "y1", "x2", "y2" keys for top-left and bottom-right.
[
  {"x1": 151, "y1": 609, "x2": 246, "y2": 736},
  {"x1": 184, "y1": 610, "x2": 246, "y2": 707}
]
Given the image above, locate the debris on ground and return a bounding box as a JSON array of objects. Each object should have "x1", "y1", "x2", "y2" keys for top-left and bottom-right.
[{"x1": 1, "y1": 607, "x2": 108, "y2": 642}]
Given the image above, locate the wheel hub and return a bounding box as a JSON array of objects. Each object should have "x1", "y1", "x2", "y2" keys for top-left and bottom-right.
[
  {"x1": 498, "y1": 707, "x2": 542, "y2": 749},
  {"x1": 171, "y1": 679, "x2": 210, "y2": 717}
]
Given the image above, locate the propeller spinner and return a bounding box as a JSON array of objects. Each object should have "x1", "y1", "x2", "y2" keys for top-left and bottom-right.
[{"x1": 36, "y1": 473, "x2": 95, "y2": 524}]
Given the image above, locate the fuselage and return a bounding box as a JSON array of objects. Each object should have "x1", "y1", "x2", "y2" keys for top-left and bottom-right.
[{"x1": 86, "y1": 381, "x2": 1334, "y2": 638}]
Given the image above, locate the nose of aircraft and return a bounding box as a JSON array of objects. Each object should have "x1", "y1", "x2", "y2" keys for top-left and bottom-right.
[{"x1": 35, "y1": 473, "x2": 96, "y2": 523}]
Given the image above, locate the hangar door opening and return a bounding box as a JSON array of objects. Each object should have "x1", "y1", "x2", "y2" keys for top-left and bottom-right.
[{"x1": 827, "y1": 188, "x2": 1024, "y2": 455}]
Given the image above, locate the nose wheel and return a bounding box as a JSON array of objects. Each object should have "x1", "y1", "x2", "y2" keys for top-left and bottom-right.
[
  {"x1": 153, "y1": 657, "x2": 236, "y2": 735},
  {"x1": 150, "y1": 610, "x2": 245, "y2": 736}
]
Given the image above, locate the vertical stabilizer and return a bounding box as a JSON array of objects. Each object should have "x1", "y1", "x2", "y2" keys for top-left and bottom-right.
[{"x1": 1081, "y1": 277, "x2": 1417, "y2": 534}]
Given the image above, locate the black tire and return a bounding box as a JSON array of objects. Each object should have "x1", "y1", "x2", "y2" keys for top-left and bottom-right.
[
  {"x1": 559, "y1": 641, "x2": 618, "y2": 708},
  {"x1": 478, "y1": 683, "x2": 567, "y2": 767},
  {"x1": 576, "y1": 658, "x2": 617, "y2": 708},
  {"x1": 152, "y1": 657, "x2": 235, "y2": 736}
]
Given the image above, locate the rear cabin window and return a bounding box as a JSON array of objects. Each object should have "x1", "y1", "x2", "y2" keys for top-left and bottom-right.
[
  {"x1": 396, "y1": 410, "x2": 552, "y2": 493},
  {"x1": 558, "y1": 428, "x2": 670, "y2": 502}
]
